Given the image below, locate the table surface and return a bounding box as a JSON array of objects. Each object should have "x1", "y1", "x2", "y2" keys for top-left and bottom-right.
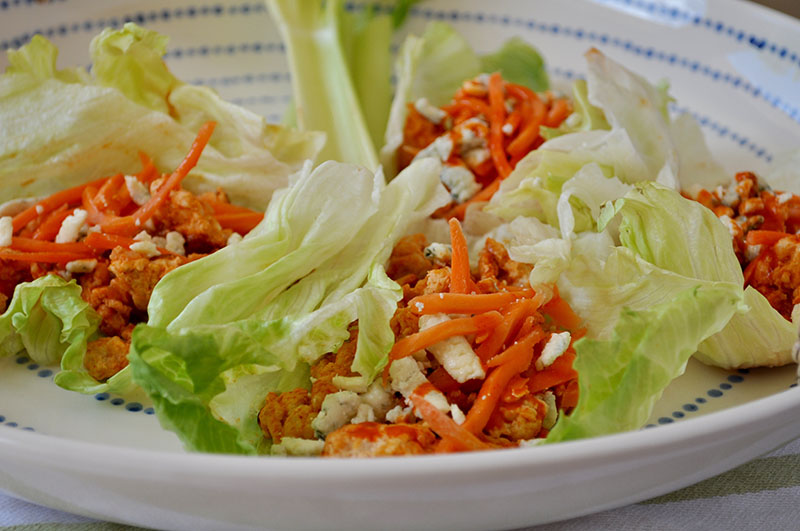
[{"x1": 1, "y1": 0, "x2": 799, "y2": 530}]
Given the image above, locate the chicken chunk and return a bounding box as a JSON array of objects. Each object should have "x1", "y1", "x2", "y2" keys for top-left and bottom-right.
[
  {"x1": 485, "y1": 393, "x2": 547, "y2": 443},
  {"x1": 478, "y1": 238, "x2": 532, "y2": 287},
  {"x1": 258, "y1": 389, "x2": 316, "y2": 444},
  {"x1": 385, "y1": 234, "x2": 434, "y2": 283},
  {"x1": 322, "y1": 422, "x2": 437, "y2": 457},
  {"x1": 107, "y1": 247, "x2": 190, "y2": 312},
  {"x1": 83, "y1": 336, "x2": 130, "y2": 382},
  {"x1": 153, "y1": 188, "x2": 230, "y2": 252}
]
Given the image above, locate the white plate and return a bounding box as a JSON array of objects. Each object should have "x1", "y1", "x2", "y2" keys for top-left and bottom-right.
[{"x1": 1, "y1": 0, "x2": 800, "y2": 529}]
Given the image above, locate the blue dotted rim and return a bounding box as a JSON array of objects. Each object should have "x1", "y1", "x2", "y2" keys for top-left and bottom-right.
[
  {"x1": 644, "y1": 370, "x2": 772, "y2": 428},
  {"x1": 12, "y1": 355, "x2": 157, "y2": 429},
  {"x1": 1, "y1": 1, "x2": 795, "y2": 125}
]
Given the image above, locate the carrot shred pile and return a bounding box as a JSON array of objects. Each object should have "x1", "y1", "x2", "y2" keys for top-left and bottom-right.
[
  {"x1": 0, "y1": 121, "x2": 264, "y2": 265},
  {"x1": 384, "y1": 219, "x2": 583, "y2": 453},
  {"x1": 399, "y1": 73, "x2": 571, "y2": 219}
]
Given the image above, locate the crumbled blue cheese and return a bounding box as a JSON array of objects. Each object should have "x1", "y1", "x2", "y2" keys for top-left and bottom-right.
[
  {"x1": 450, "y1": 403, "x2": 466, "y2": 425},
  {"x1": 718, "y1": 185, "x2": 740, "y2": 207},
  {"x1": 778, "y1": 192, "x2": 793, "y2": 205},
  {"x1": 539, "y1": 391, "x2": 558, "y2": 430},
  {"x1": 55, "y1": 209, "x2": 88, "y2": 243},
  {"x1": 350, "y1": 403, "x2": 376, "y2": 424},
  {"x1": 165, "y1": 231, "x2": 186, "y2": 256},
  {"x1": 0, "y1": 216, "x2": 12, "y2": 247},
  {"x1": 414, "y1": 134, "x2": 454, "y2": 162},
  {"x1": 423, "y1": 242, "x2": 452, "y2": 266},
  {"x1": 535, "y1": 331, "x2": 571, "y2": 371},
  {"x1": 440, "y1": 165, "x2": 481, "y2": 203},
  {"x1": 311, "y1": 391, "x2": 361, "y2": 437},
  {"x1": 745, "y1": 244, "x2": 762, "y2": 261},
  {"x1": 270, "y1": 437, "x2": 325, "y2": 457},
  {"x1": 358, "y1": 381, "x2": 395, "y2": 420},
  {"x1": 130, "y1": 230, "x2": 160, "y2": 257},
  {"x1": 463, "y1": 147, "x2": 490, "y2": 168},
  {"x1": 389, "y1": 357, "x2": 450, "y2": 413},
  {"x1": 66, "y1": 259, "x2": 97, "y2": 274},
  {"x1": 414, "y1": 97, "x2": 447, "y2": 124},
  {"x1": 385, "y1": 404, "x2": 413, "y2": 423},
  {"x1": 124, "y1": 175, "x2": 151, "y2": 206},
  {"x1": 502, "y1": 123, "x2": 514, "y2": 135},
  {"x1": 227, "y1": 232, "x2": 243, "y2": 246},
  {"x1": 133, "y1": 230, "x2": 151, "y2": 242},
  {"x1": 418, "y1": 313, "x2": 485, "y2": 383},
  {"x1": 35, "y1": 205, "x2": 44, "y2": 215}
]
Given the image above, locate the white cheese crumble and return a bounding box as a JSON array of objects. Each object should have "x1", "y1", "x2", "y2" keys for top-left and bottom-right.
[
  {"x1": 440, "y1": 165, "x2": 481, "y2": 203},
  {"x1": 35, "y1": 205, "x2": 44, "y2": 215},
  {"x1": 55, "y1": 209, "x2": 88, "y2": 244},
  {"x1": 414, "y1": 97, "x2": 447, "y2": 124},
  {"x1": 133, "y1": 230, "x2": 152, "y2": 242},
  {"x1": 463, "y1": 147, "x2": 490, "y2": 168},
  {"x1": 270, "y1": 437, "x2": 325, "y2": 457},
  {"x1": 720, "y1": 186, "x2": 740, "y2": 207},
  {"x1": 227, "y1": 232, "x2": 243, "y2": 246},
  {"x1": 423, "y1": 242, "x2": 452, "y2": 265},
  {"x1": 124, "y1": 175, "x2": 151, "y2": 206},
  {"x1": 0, "y1": 216, "x2": 12, "y2": 247},
  {"x1": 564, "y1": 112, "x2": 581, "y2": 128},
  {"x1": 385, "y1": 404, "x2": 413, "y2": 424},
  {"x1": 358, "y1": 381, "x2": 395, "y2": 420},
  {"x1": 450, "y1": 404, "x2": 466, "y2": 425},
  {"x1": 778, "y1": 192, "x2": 793, "y2": 205},
  {"x1": 350, "y1": 403, "x2": 376, "y2": 424},
  {"x1": 129, "y1": 240, "x2": 160, "y2": 258},
  {"x1": 311, "y1": 391, "x2": 361, "y2": 436},
  {"x1": 745, "y1": 244, "x2": 762, "y2": 262},
  {"x1": 65, "y1": 259, "x2": 97, "y2": 274},
  {"x1": 389, "y1": 357, "x2": 449, "y2": 413},
  {"x1": 535, "y1": 331, "x2": 571, "y2": 371},
  {"x1": 418, "y1": 313, "x2": 485, "y2": 383},
  {"x1": 502, "y1": 123, "x2": 514, "y2": 135},
  {"x1": 414, "y1": 134, "x2": 453, "y2": 162},
  {"x1": 165, "y1": 231, "x2": 186, "y2": 256}
]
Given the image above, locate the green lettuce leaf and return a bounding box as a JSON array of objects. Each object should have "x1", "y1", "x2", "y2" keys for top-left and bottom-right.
[
  {"x1": 540, "y1": 79, "x2": 609, "y2": 140},
  {"x1": 546, "y1": 283, "x2": 743, "y2": 442},
  {"x1": 129, "y1": 159, "x2": 449, "y2": 452},
  {"x1": 480, "y1": 37, "x2": 549, "y2": 92},
  {"x1": 1, "y1": 23, "x2": 324, "y2": 210},
  {"x1": 601, "y1": 183, "x2": 795, "y2": 368}
]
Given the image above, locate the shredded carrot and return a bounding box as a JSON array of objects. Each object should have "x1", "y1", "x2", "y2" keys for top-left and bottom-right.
[
  {"x1": 82, "y1": 186, "x2": 108, "y2": 226},
  {"x1": 475, "y1": 298, "x2": 538, "y2": 363},
  {"x1": 409, "y1": 387, "x2": 490, "y2": 452},
  {"x1": 94, "y1": 174, "x2": 124, "y2": 211},
  {"x1": 515, "y1": 315, "x2": 537, "y2": 341},
  {"x1": 0, "y1": 249, "x2": 94, "y2": 263},
  {"x1": 83, "y1": 232, "x2": 135, "y2": 252},
  {"x1": 486, "y1": 327, "x2": 546, "y2": 368},
  {"x1": 544, "y1": 98, "x2": 571, "y2": 127},
  {"x1": 383, "y1": 311, "x2": 503, "y2": 383},
  {"x1": 9, "y1": 237, "x2": 93, "y2": 255},
  {"x1": 215, "y1": 212, "x2": 264, "y2": 234},
  {"x1": 560, "y1": 379, "x2": 580, "y2": 409},
  {"x1": 528, "y1": 351, "x2": 578, "y2": 394},
  {"x1": 11, "y1": 176, "x2": 107, "y2": 233},
  {"x1": 32, "y1": 205, "x2": 71, "y2": 241},
  {"x1": 506, "y1": 97, "x2": 546, "y2": 158},
  {"x1": 487, "y1": 73, "x2": 513, "y2": 179},
  {"x1": 462, "y1": 329, "x2": 540, "y2": 434},
  {"x1": 136, "y1": 152, "x2": 159, "y2": 183},
  {"x1": 201, "y1": 198, "x2": 258, "y2": 216},
  {"x1": 541, "y1": 295, "x2": 582, "y2": 330},
  {"x1": 745, "y1": 230, "x2": 791, "y2": 247},
  {"x1": 448, "y1": 218, "x2": 475, "y2": 294},
  {"x1": 99, "y1": 122, "x2": 216, "y2": 236},
  {"x1": 408, "y1": 290, "x2": 535, "y2": 316}
]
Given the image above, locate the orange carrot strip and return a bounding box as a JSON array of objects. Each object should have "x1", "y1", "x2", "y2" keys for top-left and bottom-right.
[
  {"x1": 102, "y1": 122, "x2": 216, "y2": 237},
  {"x1": 448, "y1": 217, "x2": 475, "y2": 294},
  {"x1": 409, "y1": 387, "x2": 489, "y2": 452},
  {"x1": 475, "y1": 298, "x2": 538, "y2": 363},
  {"x1": 560, "y1": 379, "x2": 580, "y2": 409},
  {"x1": 201, "y1": 198, "x2": 259, "y2": 216},
  {"x1": 94, "y1": 174, "x2": 124, "y2": 210},
  {"x1": 462, "y1": 329, "x2": 539, "y2": 434},
  {"x1": 215, "y1": 212, "x2": 264, "y2": 234},
  {"x1": 544, "y1": 98, "x2": 571, "y2": 127},
  {"x1": 136, "y1": 152, "x2": 159, "y2": 183},
  {"x1": 528, "y1": 351, "x2": 578, "y2": 394},
  {"x1": 541, "y1": 295, "x2": 582, "y2": 330},
  {"x1": 387, "y1": 311, "x2": 503, "y2": 365},
  {"x1": 507, "y1": 97, "x2": 546, "y2": 158},
  {"x1": 9, "y1": 237, "x2": 93, "y2": 254},
  {"x1": 0, "y1": 249, "x2": 94, "y2": 263},
  {"x1": 515, "y1": 315, "x2": 537, "y2": 341},
  {"x1": 32, "y1": 205, "x2": 70, "y2": 241},
  {"x1": 426, "y1": 366, "x2": 461, "y2": 393},
  {"x1": 486, "y1": 327, "x2": 546, "y2": 368},
  {"x1": 83, "y1": 232, "x2": 135, "y2": 252},
  {"x1": 408, "y1": 290, "x2": 535, "y2": 316},
  {"x1": 745, "y1": 230, "x2": 792, "y2": 247},
  {"x1": 487, "y1": 73, "x2": 513, "y2": 179},
  {"x1": 12, "y1": 177, "x2": 108, "y2": 233}
]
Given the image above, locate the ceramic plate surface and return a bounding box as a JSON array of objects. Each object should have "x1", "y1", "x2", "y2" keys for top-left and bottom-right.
[{"x1": 1, "y1": 0, "x2": 800, "y2": 529}]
